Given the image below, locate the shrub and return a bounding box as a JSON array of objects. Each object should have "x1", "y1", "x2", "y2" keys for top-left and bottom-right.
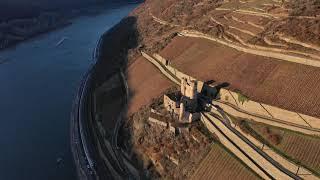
[{"x1": 235, "y1": 90, "x2": 249, "y2": 105}]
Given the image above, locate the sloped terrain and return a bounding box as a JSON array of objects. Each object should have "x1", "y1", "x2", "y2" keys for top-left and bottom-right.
[
  {"x1": 249, "y1": 122, "x2": 320, "y2": 175},
  {"x1": 99, "y1": 0, "x2": 320, "y2": 179},
  {"x1": 191, "y1": 143, "x2": 259, "y2": 180},
  {"x1": 124, "y1": 0, "x2": 320, "y2": 118},
  {"x1": 159, "y1": 36, "x2": 320, "y2": 119}
]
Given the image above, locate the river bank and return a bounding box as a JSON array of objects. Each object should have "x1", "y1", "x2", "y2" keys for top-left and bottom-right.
[
  {"x1": 0, "y1": 4, "x2": 137, "y2": 180},
  {"x1": 70, "y1": 23, "x2": 108, "y2": 180},
  {"x1": 69, "y1": 4, "x2": 147, "y2": 177},
  {"x1": 70, "y1": 3, "x2": 143, "y2": 179}
]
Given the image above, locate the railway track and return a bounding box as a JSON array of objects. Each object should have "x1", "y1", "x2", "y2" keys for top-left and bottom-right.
[
  {"x1": 71, "y1": 29, "x2": 140, "y2": 179},
  {"x1": 71, "y1": 66, "x2": 98, "y2": 180},
  {"x1": 71, "y1": 34, "x2": 123, "y2": 180}
]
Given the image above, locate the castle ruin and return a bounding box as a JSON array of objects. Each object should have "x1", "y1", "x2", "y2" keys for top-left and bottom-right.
[{"x1": 164, "y1": 77, "x2": 200, "y2": 124}]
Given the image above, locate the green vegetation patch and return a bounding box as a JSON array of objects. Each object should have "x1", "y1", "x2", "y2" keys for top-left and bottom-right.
[{"x1": 235, "y1": 89, "x2": 250, "y2": 105}]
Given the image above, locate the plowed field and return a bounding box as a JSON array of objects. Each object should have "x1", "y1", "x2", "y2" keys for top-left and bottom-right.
[
  {"x1": 280, "y1": 134, "x2": 320, "y2": 172},
  {"x1": 190, "y1": 143, "x2": 259, "y2": 180},
  {"x1": 127, "y1": 56, "x2": 174, "y2": 114},
  {"x1": 250, "y1": 122, "x2": 320, "y2": 174}
]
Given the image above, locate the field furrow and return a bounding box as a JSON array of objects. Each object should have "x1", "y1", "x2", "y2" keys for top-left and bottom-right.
[{"x1": 190, "y1": 144, "x2": 259, "y2": 180}]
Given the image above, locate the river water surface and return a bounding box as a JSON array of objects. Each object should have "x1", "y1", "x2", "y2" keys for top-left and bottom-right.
[{"x1": 0, "y1": 4, "x2": 136, "y2": 180}]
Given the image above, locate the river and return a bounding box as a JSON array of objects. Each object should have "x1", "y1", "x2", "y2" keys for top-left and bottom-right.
[{"x1": 0, "y1": 4, "x2": 137, "y2": 180}]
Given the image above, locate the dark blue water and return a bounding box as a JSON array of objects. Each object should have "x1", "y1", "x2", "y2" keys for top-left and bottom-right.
[{"x1": 0, "y1": 4, "x2": 136, "y2": 180}]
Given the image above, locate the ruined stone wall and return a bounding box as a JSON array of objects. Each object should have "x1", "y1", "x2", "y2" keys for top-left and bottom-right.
[
  {"x1": 181, "y1": 77, "x2": 197, "y2": 100},
  {"x1": 141, "y1": 52, "x2": 180, "y2": 85},
  {"x1": 163, "y1": 94, "x2": 179, "y2": 115}
]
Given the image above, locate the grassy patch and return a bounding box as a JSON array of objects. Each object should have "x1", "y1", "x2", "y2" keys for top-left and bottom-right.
[{"x1": 235, "y1": 89, "x2": 250, "y2": 105}]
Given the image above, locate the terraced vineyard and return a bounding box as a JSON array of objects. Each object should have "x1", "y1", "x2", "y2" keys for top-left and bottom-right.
[
  {"x1": 190, "y1": 143, "x2": 259, "y2": 180},
  {"x1": 135, "y1": 0, "x2": 320, "y2": 119},
  {"x1": 280, "y1": 134, "x2": 320, "y2": 172},
  {"x1": 249, "y1": 122, "x2": 320, "y2": 175},
  {"x1": 159, "y1": 36, "x2": 320, "y2": 118}
]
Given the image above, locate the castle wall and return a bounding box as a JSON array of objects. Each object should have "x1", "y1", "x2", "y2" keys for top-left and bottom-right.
[
  {"x1": 163, "y1": 94, "x2": 179, "y2": 115},
  {"x1": 141, "y1": 52, "x2": 180, "y2": 85},
  {"x1": 153, "y1": 53, "x2": 204, "y2": 93},
  {"x1": 181, "y1": 77, "x2": 197, "y2": 99}
]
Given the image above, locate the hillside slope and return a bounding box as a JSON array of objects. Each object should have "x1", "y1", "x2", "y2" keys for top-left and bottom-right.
[
  {"x1": 123, "y1": 0, "x2": 320, "y2": 118},
  {"x1": 93, "y1": 0, "x2": 320, "y2": 179}
]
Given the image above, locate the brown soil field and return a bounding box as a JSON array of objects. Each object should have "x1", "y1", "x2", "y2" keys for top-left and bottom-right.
[
  {"x1": 127, "y1": 56, "x2": 174, "y2": 114},
  {"x1": 280, "y1": 135, "x2": 320, "y2": 173},
  {"x1": 190, "y1": 143, "x2": 259, "y2": 180},
  {"x1": 159, "y1": 36, "x2": 320, "y2": 118},
  {"x1": 249, "y1": 122, "x2": 320, "y2": 174}
]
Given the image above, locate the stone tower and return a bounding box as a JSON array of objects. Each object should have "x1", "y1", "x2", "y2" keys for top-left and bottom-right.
[{"x1": 178, "y1": 77, "x2": 198, "y2": 123}]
